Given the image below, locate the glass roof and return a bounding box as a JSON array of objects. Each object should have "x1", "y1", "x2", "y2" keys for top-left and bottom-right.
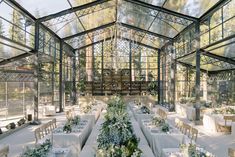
[
  {"x1": 142, "y1": 0, "x2": 221, "y2": 18},
  {"x1": 15, "y1": 0, "x2": 96, "y2": 18},
  {"x1": 118, "y1": 1, "x2": 192, "y2": 38}
]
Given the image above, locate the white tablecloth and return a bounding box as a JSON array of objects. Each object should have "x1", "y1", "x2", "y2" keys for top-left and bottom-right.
[
  {"x1": 129, "y1": 103, "x2": 154, "y2": 124},
  {"x1": 202, "y1": 113, "x2": 229, "y2": 133},
  {"x1": 80, "y1": 109, "x2": 155, "y2": 157},
  {"x1": 175, "y1": 103, "x2": 195, "y2": 121},
  {"x1": 43, "y1": 105, "x2": 56, "y2": 116},
  {"x1": 53, "y1": 119, "x2": 93, "y2": 157},
  {"x1": 140, "y1": 119, "x2": 186, "y2": 157},
  {"x1": 162, "y1": 148, "x2": 182, "y2": 157}
]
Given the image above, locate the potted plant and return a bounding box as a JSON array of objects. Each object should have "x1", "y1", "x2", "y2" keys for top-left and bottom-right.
[{"x1": 6, "y1": 123, "x2": 16, "y2": 130}]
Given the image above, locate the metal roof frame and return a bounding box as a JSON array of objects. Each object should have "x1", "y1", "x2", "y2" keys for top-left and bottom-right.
[
  {"x1": 124, "y1": 0, "x2": 198, "y2": 22},
  {"x1": 75, "y1": 35, "x2": 158, "y2": 51}
]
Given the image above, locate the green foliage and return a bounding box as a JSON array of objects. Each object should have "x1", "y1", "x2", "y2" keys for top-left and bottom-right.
[
  {"x1": 21, "y1": 139, "x2": 52, "y2": 157},
  {"x1": 63, "y1": 121, "x2": 72, "y2": 133},
  {"x1": 64, "y1": 81, "x2": 72, "y2": 94},
  {"x1": 63, "y1": 116, "x2": 80, "y2": 133},
  {"x1": 140, "y1": 106, "x2": 150, "y2": 114},
  {"x1": 6, "y1": 123, "x2": 16, "y2": 130},
  {"x1": 147, "y1": 81, "x2": 158, "y2": 95},
  {"x1": 77, "y1": 79, "x2": 86, "y2": 93},
  {"x1": 152, "y1": 117, "x2": 170, "y2": 133},
  {"x1": 97, "y1": 96, "x2": 142, "y2": 157},
  {"x1": 71, "y1": 116, "x2": 80, "y2": 125}
]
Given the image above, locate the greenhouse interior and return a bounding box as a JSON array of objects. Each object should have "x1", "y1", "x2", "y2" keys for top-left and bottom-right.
[{"x1": 0, "y1": 0, "x2": 235, "y2": 156}]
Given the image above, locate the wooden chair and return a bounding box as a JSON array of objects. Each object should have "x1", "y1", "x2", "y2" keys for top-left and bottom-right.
[
  {"x1": 52, "y1": 118, "x2": 56, "y2": 129},
  {"x1": 224, "y1": 116, "x2": 235, "y2": 126},
  {"x1": 158, "y1": 108, "x2": 167, "y2": 119},
  {"x1": 228, "y1": 148, "x2": 235, "y2": 157},
  {"x1": 190, "y1": 127, "x2": 198, "y2": 142},
  {"x1": 175, "y1": 118, "x2": 180, "y2": 129},
  {"x1": 179, "y1": 120, "x2": 184, "y2": 132},
  {"x1": 0, "y1": 145, "x2": 9, "y2": 157},
  {"x1": 182, "y1": 123, "x2": 191, "y2": 136},
  {"x1": 34, "y1": 128, "x2": 41, "y2": 143}
]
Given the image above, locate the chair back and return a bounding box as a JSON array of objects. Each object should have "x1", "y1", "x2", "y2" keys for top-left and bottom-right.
[
  {"x1": 0, "y1": 145, "x2": 9, "y2": 157},
  {"x1": 228, "y1": 148, "x2": 235, "y2": 157}
]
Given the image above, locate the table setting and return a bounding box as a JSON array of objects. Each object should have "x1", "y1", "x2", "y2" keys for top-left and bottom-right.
[{"x1": 140, "y1": 117, "x2": 186, "y2": 157}]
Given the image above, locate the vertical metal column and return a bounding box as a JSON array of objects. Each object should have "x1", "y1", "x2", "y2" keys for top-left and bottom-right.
[
  {"x1": 162, "y1": 51, "x2": 166, "y2": 105},
  {"x1": 157, "y1": 49, "x2": 161, "y2": 105},
  {"x1": 129, "y1": 41, "x2": 132, "y2": 95},
  {"x1": 92, "y1": 45, "x2": 94, "y2": 95},
  {"x1": 170, "y1": 43, "x2": 176, "y2": 111},
  {"x1": 59, "y1": 40, "x2": 63, "y2": 112},
  {"x1": 51, "y1": 42, "x2": 56, "y2": 107},
  {"x1": 33, "y1": 21, "x2": 39, "y2": 122},
  {"x1": 72, "y1": 52, "x2": 76, "y2": 105},
  {"x1": 101, "y1": 41, "x2": 104, "y2": 95},
  {"x1": 195, "y1": 22, "x2": 201, "y2": 122},
  {"x1": 5, "y1": 82, "x2": 8, "y2": 119}
]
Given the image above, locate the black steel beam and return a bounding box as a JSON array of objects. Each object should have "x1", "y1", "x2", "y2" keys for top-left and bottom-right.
[
  {"x1": 119, "y1": 36, "x2": 159, "y2": 50},
  {"x1": 201, "y1": 33, "x2": 235, "y2": 50},
  {"x1": 7, "y1": 0, "x2": 37, "y2": 20},
  {"x1": 208, "y1": 68, "x2": 235, "y2": 75},
  {"x1": 157, "y1": 49, "x2": 161, "y2": 104},
  {"x1": 120, "y1": 23, "x2": 172, "y2": 41},
  {"x1": 38, "y1": 0, "x2": 110, "y2": 22},
  {"x1": 177, "y1": 61, "x2": 208, "y2": 73},
  {"x1": 200, "y1": 49, "x2": 235, "y2": 65},
  {"x1": 200, "y1": 0, "x2": 230, "y2": 22},
  {"x1": 59, "y1": 40, "x2": 63, "y2": 112},
  {"x1": 76, "y1": 36, "x2": 113, "y2": 50},
  {"x1": 0, "y1": 35, "x2": 33, "y2": 50},
  {"x1": 75, "y1": 35, "x2": 159, "y2": 51},
  {"x1": 63, "y1": 22, "x2": 115, "y2": 40},
  {"x1": 63, "y1": 22, "x2": 171, "y2": 41},
  {"x1": 0, "y1": 52, "x2": 33, "y2": 66},
  {"x1": 125, "y1": 0, "x2": 198, "y2": 22}
]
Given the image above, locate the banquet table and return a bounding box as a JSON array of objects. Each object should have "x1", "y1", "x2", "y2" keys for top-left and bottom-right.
[
  {"x1": 162, "y1": 148, "x2": 182, "y2": 157},
  {"x1": 162, "y1": 147, "x2": 215, "y2": 157},
  {"x1": 175, "y1": 103, "x2": 195, "y2": 121},
  {"x1": 42, "y1": 105, "x2": 56, "y2": 116},
  {"x1": 79, "y1": 109, "x2": 155, "y2": 157},
  {"x1": 140, "y1": 119, "x2": 186, "y2": 157},
  {"x1": 202, "y1": 113, "x2": 229, "y2": 133},
  {"x1": 75, "y1": 105, "x2": 103, "y2": 125},
  {"x1": 52, "y1": 118, "x2": 93, "y2": 157},
  {"x1": 129, "y1": 103, "x2": 154, "y2": 124}
]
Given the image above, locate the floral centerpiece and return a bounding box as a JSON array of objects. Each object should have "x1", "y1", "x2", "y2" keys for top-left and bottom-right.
[
  {"x1": 213, "y1": 107, "x2": 235, "y2": 114},
  {"x1": 53, "y1": 116, "x2": 82, "y2": 134},
  {"x1": 179, "y1": 143, "x2": 215, "y2": 157},
  {"x1": 96, "y1": 96, "x2": 142, "y2": 157},
  {"x1": 152, "y1": 117, "x2": 170, "y2": 132},
  {"x1": 21, "y1": 139, "x2": 52, "y2": 157},
  {"x1": 140, "y1": 106, "x2": 150, "y2": 114}
]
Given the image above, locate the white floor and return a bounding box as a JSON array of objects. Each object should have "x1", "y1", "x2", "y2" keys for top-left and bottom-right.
[{"x1": 0, "y1": 108, "x2": 234, "y2": 157}]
